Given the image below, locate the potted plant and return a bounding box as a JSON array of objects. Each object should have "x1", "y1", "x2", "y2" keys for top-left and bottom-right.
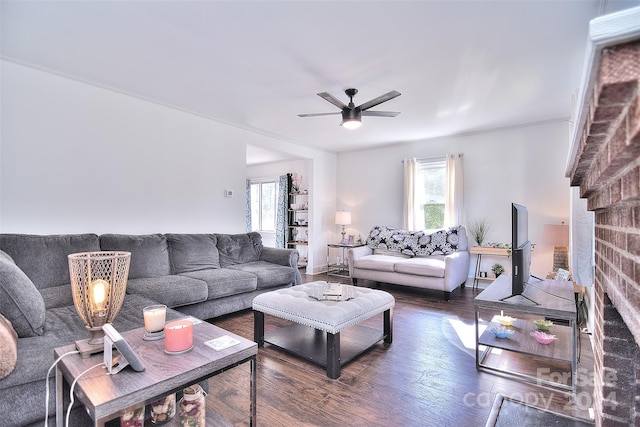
[
  {"x1": 491, "y1": 263, "x2": 505, "y2": 278},
  {"x1": 469, "y1": 218, "x2": 490, "y2": 246}
]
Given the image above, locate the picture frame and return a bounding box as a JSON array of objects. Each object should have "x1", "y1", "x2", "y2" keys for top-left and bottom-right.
[{"x1": 555, "y1": 268, "x2": 570, "y2": 281}]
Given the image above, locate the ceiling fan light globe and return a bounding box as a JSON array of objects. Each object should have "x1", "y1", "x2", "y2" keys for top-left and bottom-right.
[{"x1": 342, "y1": 119, "x2": 362, "y2": 130}]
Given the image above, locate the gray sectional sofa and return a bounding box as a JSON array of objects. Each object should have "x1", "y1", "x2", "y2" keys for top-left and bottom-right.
[{"x1": 0, "y1": 232, "x2": 300, "y2": 426}]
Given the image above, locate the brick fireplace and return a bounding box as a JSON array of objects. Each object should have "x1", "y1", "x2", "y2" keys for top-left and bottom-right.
[{"x1": 567, "y1": 9, "x2": 639, "y2": 426}]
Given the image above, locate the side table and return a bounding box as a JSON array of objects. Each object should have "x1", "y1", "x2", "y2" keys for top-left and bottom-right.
[
  {"x1": 474, "y1": 275, "x2": 577, "y2": 392},
  {"x1": 55, "y1": 320, "x2": 257, "y2": 426},
  {"x1": 327, "y1": 242, "x2": 365, "y2": 278},
  {"x1": 469, "y1": 246, "x2": 510, "y2": 289}
]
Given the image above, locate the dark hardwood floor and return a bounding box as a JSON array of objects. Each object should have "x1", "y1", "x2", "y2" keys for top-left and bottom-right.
[{"x1": 205, "y1": 273, "x2": 595, "y2": 426}]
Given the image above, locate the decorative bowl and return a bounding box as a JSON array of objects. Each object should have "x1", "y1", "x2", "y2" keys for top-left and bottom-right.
[
  {"x1": 496, "y1": 315, "x2": 516, "y2": 326},
  {"x1": 491, "y1": 325, "x2": 514, "y2": 339},
  {"x1": 533, "y1": 319, "x2": 553, "y2": 331},
  {"x1": 530, "y1": 331, "x2": 558, "y2": 344}
]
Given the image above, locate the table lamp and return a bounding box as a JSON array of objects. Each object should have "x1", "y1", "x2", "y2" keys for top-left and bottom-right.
[
  {"x1": 543, "y1": 222, "x2": 570, "y2": 272},
  {"x1": 335, "y1": 211, "x2": 351, "y2": 243},
  {"x1": 68, "y1": 251, "x2": 131, "y2": 357}
]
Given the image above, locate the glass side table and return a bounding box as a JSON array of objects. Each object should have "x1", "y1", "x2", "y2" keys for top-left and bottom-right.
[{"x1": 327, "y1": 242, "x2": 365, "y2": 278}]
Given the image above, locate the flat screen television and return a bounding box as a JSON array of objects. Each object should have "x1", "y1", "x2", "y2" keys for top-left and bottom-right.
[{"x1": 511, "y1": 203, "x2": 532, "y2": 297}]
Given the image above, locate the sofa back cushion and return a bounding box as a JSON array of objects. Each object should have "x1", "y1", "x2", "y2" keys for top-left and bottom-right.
[
  {"x1": 215, "y1": 232, "x2": 263, "y2": 267},
  {"x1": 166, "y1": 234, "x2": 220, "y2": 274},
  {"x1": 0, "y1": 234, "x2": 101, "y2": 290},
  {"x1": 366, "y1": 226, "x2": 466, "y2": 257},
  {"x1": 0, "y1": 250, "x2": 46, "y2": 337},
  {"x1": 100, "y1": 234, "x2": 170, "y2": 279}
]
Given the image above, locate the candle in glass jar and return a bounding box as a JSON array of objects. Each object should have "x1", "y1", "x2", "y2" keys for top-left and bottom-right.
[
  {"x1": 143, "y1": 305, "x2": 167, "y2": 333},
  {"x1": 164, "y1": 320, "x2": 193, "y2": 353}
]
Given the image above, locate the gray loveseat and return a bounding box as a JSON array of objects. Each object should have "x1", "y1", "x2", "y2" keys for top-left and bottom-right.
[
  {"x1": 0, "y1": 232, "x2": 300, "y2": 426},
  {"x1": 348, "y1": 226, "x2": 470, "y2": 300}
]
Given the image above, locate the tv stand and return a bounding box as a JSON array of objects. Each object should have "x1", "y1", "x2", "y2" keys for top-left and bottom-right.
[
  {"x1": 474, "y1": 274, "x2": 577, "y2": 392},
  {"x1": 499, "y1": 292, "x2": 539, "y2": 305}
]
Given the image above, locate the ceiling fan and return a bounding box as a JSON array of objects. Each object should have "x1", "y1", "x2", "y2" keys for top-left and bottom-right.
[{"x1": 298, "y1": 88, "x2": 401, "y2": 129}]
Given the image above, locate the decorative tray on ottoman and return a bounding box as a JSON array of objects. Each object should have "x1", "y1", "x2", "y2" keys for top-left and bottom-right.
[{"x1": 309, "y1": 282, "x2": 358, "y2": 301}]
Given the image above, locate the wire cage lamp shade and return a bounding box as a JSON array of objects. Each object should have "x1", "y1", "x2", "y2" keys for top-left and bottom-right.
[{"x1": 68, "y1": 251, "x2": 131, "y2": 357}]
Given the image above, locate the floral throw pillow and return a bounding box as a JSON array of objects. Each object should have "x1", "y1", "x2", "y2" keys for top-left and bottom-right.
[
  {"x1": 366, "y1": 226, "x2": 461, "y2": 256},
  {"x1": 422, "y1": 226, "x2": 461, "y2": 255}
]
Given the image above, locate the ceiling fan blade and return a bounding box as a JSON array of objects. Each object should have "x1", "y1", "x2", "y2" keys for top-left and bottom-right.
[
  {"x1": 298, "y1": 112, "x2": 342, "y2": 117},
  {"x1": 358, "y1": 90, "x2": 401, "y2": 111},
  {"x1": 317, "y1": 92, "x2": 348, "y2": 110},
  {"x1": 361, "y1": 111, "x2": 400, "y2": 117}
]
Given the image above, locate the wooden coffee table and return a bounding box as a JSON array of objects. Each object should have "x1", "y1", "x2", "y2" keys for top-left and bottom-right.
[{"x1": 54, "y1": 319, "x2": 257, "y2": 426}]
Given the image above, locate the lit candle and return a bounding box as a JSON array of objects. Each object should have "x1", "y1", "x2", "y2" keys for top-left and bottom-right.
[
  {"x1": 143, "y1": 305, "x2": 167, "y2": 333},
  {"x1": 164, "y1": 320, "x2": 193, "y2": 353}
]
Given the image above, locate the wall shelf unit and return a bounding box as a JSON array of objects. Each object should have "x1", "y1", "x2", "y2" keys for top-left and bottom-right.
[{"x1": 286, "y1": 173, "x2": 309, "y2": 268}]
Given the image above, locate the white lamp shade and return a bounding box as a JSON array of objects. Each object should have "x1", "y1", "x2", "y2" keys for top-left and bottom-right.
[
  {"x1": 543, "y1": 224, "x2": 570, "y2": 247},
  {"x1": 335, "y1": 211, "x2": 352, "y2": 225}
]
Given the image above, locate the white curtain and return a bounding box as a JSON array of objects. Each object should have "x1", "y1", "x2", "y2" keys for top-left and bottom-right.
[
  {"x1": 445, "y1": 153, "x2": 464, "y2": 228},
  {"x1": 570, "y1": 187, "x2": 594, "y2": 286},
  {"x1": 402, "y1": 158, "x2": 421, "y2": 230}
]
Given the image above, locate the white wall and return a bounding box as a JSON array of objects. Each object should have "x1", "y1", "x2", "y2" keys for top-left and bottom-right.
[
  {"x1": 1, "y1": 61, "x2": 272, "y2": 234},
  {"x1": 337, "y1": 120, "x2": 572, "y2": 279},
  {"x1": 1, "y1": 61, "x2": 339, "y2": 275}
]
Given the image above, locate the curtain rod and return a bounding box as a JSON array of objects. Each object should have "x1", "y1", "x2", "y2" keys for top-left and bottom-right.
[{"x1": 401, "y1": 153, "x2": 463, "y2": 163}]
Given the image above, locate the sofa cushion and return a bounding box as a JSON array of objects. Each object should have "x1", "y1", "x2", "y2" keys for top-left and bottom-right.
[
  {"x1": 372, "y1": 249, "x2": 411, "y2": 258},
  {"x1": 126, "y1": 275, "x2": 208, "y2": 308},
  {"x1": 40, "y1": 284, "x2": 74, "y2": 309},
  {"x1": 180, "y1": 268, "x2": 257, "y2": 299},
  {"x1": 100, "y1": 234, "x2": 170, "y2": 279},
  {"x1": 352, "y1": 254, "x2": 399, "y2": 272},
  {"x1": 0, "y1": 253, "x2": 46, "y2": 337},
  {"x1": 0, "y1": 314, "x2": 18, "y2": 379},
  {"x1": 216, "y1": 232, "x2": 262, "y2": 267},
  {"x1": 0, "y1": 233, "x2": 100, "y2": 289},
  {"x1": 226, "y1": 261, "x2": 297, "y2": 289},
  {"x1": 393, "y1": 257, "x2": 446, "y2": 278},
  {"x1": 166, "y1": 234, "x2": 220, "y2": 273}
]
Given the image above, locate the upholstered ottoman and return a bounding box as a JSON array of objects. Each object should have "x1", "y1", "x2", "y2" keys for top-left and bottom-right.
[{"x1": 252, "y1": 281, "x2": 395, "y2": 378}]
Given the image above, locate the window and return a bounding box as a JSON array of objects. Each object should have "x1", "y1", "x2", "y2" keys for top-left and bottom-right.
[
  {"x1": 250, "y1": 180, "x2": 278, "y2": 232},
  {"x1": 416, "y1": 159, "x2": 446, "y2": 229},
  {"x1": 404, "y1": 155, "x2": 463, "y2": 231}
]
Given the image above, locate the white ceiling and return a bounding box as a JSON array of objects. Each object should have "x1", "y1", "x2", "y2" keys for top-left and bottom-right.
[{"x1": 2, "y1": 0, "x2": 638, "y2": 164}]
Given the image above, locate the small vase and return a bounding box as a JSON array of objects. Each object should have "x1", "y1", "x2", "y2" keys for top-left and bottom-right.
[
  {"x1": 179, "y1": 384, "x2": 206, "y2": 427},
  {"x1": 151, "y1": 393, "x2": 176, "y2": 424}
]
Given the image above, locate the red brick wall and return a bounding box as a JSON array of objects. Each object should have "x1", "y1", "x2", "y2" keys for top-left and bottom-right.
[{"x1": 569, "y1": 39, "x2": 640, "y2": 426}]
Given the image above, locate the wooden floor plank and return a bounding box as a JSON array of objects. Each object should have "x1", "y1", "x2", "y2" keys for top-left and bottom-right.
[{"x1": 205, "y1": 274, "x2": 595, "y2": 426}]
